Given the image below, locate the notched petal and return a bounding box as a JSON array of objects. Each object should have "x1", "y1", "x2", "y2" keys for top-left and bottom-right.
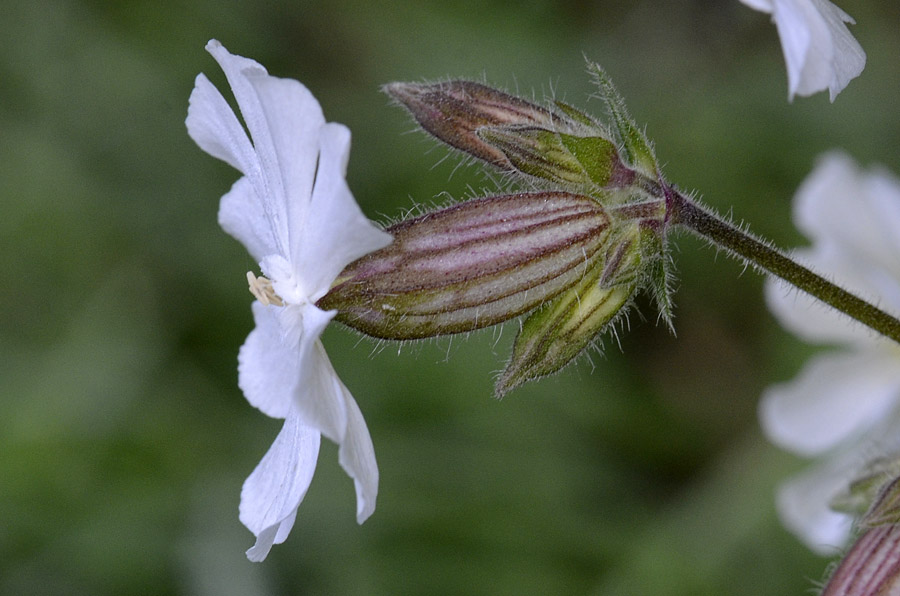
[
  {"x1": 337, "y1": 387, "x2": 379, "y2": 523},
  {"x1": 239, "y1": 410, "x2": 322, "y2": 562},
  {"x1": 238, "y1": 302, "x2": 299, "y2": 419}
]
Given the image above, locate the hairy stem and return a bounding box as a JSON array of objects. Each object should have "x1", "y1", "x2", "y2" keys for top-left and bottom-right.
[{"x1": 668, "y1": 189, "x2": 900, "y2": 345}]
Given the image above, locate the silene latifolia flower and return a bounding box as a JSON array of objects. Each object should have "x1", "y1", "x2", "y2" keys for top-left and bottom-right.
[
  {"x1": 188, "y1": 44, "x2": 687, "y2": 559},
  {"x1": 761, "y1": 153, "x2": 900, "y2": 554},
  {"x1": 186, "y1": 40, "x2": 392, "y2": 561},
  {"x1": 738, "y1": 0, "x2": 866, "y2": 101}
]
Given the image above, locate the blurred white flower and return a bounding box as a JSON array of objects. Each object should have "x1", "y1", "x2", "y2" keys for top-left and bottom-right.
[
  {"x1": 739, "y1": 0, "x2": 866, "y2": 101},
  {"x1": 762, "y1": 152, "x2": 900, "y2": 554},
  {"x1": 186, "y1": 40, "x2": 392, "y2": 561}
]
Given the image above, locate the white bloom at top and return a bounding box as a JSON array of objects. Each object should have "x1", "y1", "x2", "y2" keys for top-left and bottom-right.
[
  {"x1": 738, "y1": 0, "x2": 866, "y2": 101},
  {"x1": 186, "y1": 40, "x2": 392, "y2": 561},
  {"x1": 761, "y1": 152, "x2": 900, "y2": 554}
]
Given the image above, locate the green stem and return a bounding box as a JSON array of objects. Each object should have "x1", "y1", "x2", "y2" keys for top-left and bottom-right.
[{"x1": 668, "y1": 189, "x2": 900, "y2": 345}]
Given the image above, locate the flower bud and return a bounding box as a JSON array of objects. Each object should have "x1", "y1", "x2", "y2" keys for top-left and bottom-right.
[
  {"x1": 365, "y1": 65, "x2": 680, "y2": 393},
  {"x1": 318, "y1": 191, "x2": 615, "y2": 340},
  {"x1": 384, "y1": 80, "x2": 636, "y2": 190},
  {"x1": 820, "y1": 460, "x2": 900, "y2": 595},
  {"x1": 821, "y1": 524, "x2": 900, "y2": 596},
  {"x1": 384, "y1": 80, "x2": 560, "y2": 171},
  {"x1": 495, "y1": 227, "x2": 643, "y2": 396}
]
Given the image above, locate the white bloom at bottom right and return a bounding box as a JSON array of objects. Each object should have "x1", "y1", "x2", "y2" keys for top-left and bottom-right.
[
  {"x1": 761, "y1": 152, "x2": 900, "y2": 554},
  {"x1": 738, "y1": 0, "x2": 866, "y2": 101}
]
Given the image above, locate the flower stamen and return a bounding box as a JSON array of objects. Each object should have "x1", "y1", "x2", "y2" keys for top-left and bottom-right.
[{"x1": 247, "y1": 272, "x2": 284, "y2": 307}]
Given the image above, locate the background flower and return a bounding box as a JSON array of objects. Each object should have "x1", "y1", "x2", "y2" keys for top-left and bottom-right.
[
  {"x1": 739, "y1": 0, "x2": 866, "y2": 100},
  {"x1": 762, "y1": 152, "x2": 900, "y2": 553}
]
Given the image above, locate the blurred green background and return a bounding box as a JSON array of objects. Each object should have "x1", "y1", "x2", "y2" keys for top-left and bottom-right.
[{"x1": 2, "y1": 0, "x2": 898, "y2": 594}]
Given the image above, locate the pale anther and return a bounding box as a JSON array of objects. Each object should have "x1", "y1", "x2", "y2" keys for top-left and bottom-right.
[{"x1": 247, "y1": 272, "x2": 284, "y2": 307}]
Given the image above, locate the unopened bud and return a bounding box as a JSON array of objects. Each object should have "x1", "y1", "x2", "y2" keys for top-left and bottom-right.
[
  {"x1": 319, "y1": 191, "x2": 615, "y2": 340},
  {"x1": 385, "y1": 79, "x2": 636, "y2": 190},
  {"x1": 821, "y1": 524, "x2": 900, "y2": 596},
  {"x1": 820, "y1": 459, "x2": 900, "y2": 595},
  {"x1": 495, "y1": 228, "x2": 642, "y2": 396},
  {"x1": 372, "y1": 66, "x2": 677, "y2": 393},
  {"x1": 384, "y1": 80, "x2": 559, "y2": 171}
]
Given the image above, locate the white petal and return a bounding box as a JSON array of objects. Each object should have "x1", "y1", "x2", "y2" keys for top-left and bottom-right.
[
  {"x1": 796, "y1": 155, "x2": 886, "y2": 265},
  {"x1": 769, "y1": 0, "x2": 812, "y2": 100},
  {"x1": 808, "y1": 0, "x2": 865, "y2": 101},
  {"x1": 238, "y1": 302, "x2": 299, "y2": 419},
  {"x1": 243, "y1": 73, "x2": 325, "y2": 259},
  {"x1": 739, "y1": 0, "x2": 773, "y2": 12},
  {"x1": 197, "y1": 41, "x2": 389, "y2": 297},
  {"x1": 295, "y1": 122, "x2": 393, "y2": 299},
  {"x1": 863, "y1": 171, "x2": 900, "y2": 293},
  {"x1": 337, "y1": 386, "x2": 379, "y2": 523},
  {"x1": 239, "y1": 409, "x2": 321, "y2": 562},
  {"x1": 775, "y1": 454, "x2": 854, "y2": 554},
  {"x1": 766, "y1": 153, "x2": 900, "y2": 346},
  {"x1": 760, "y1": 349, "x2": 900, "y2": 455},
  {"x1": 205, "y1": 40, "x2": 292, "y2": 257},
  {"x1": 293, "y1": 305, "x2": 348, "y2": 443},
  {"x1": 794, "y1": 153, "x2": 900, "y2": 302},
  {"x1": 218, "y1": 176, "x2": 277, "y2": 262},
  {"x1": 768, "y1": 0, "x2": 864, "y2": 101},
  {"x1": 186, "y1": 73, "x2": 256, "y2": 175},
  {"x1": 204, "y1": 41, "x2": 273, "y2": 161}
]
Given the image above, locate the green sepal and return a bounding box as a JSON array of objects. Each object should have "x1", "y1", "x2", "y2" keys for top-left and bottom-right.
[
  {"x1": 496, "y1": 269, "x2": 633, "y2": 397},
  {"x1": 479, "y1": 125, "x2": 625, "y2": 190},
  {"x1": 831, "y1": 457, "x2": 900, "y2": 519},
  {"x1": 558, "y1": 133, "x2": 619, "y2": 188},
  {"x1": 639, "y1": 226, "x2": 674, "y2": 331},
  {"x1": 587, "y1": 62, "x2": 658, "y2": 177},
  {"x1": 495, "y1": 232, "x2": 642, "y2": 396},
  {"x1": 863, "y1": 475, "x2": 900, "y2": 528},
  {"x1": 478, "y1": 126, "x2": 591, "y2": 185},
  {"x1": 552, "y1": 100, "x2": 599, "y2": 128}
]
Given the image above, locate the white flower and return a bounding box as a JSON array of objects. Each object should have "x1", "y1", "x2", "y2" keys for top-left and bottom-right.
[
  {"x1": 762, "y1": 152, "x2": 900, "y2": 554},
  {"x1": 738, "y1": 0, "x2": 866, "y2": 101},
  {"x1": 186, "y1": 40, "x2": 392, "y2": 561}
]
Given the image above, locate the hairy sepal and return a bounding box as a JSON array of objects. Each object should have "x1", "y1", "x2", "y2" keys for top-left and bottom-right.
[{"x1": 319, "y1": 191, "x2": 616, "y2": 340}]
